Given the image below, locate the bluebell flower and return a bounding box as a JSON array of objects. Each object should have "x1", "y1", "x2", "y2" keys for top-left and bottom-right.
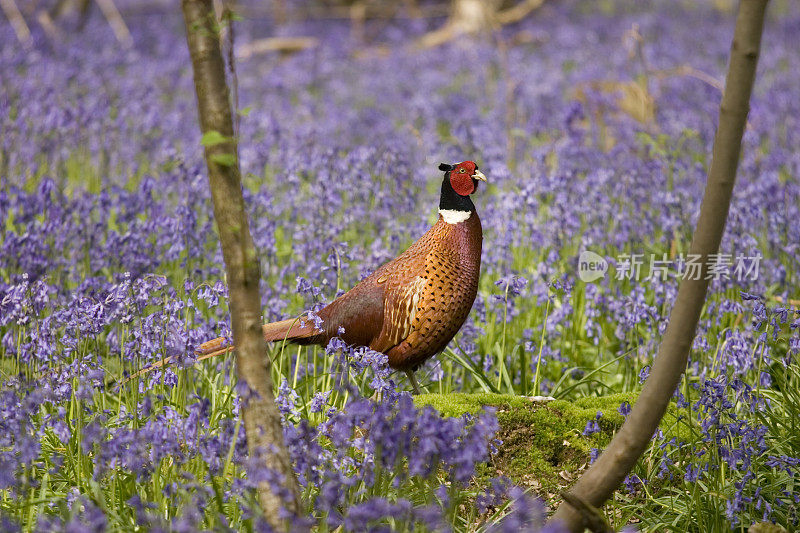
[{"x1": 582, "y1": 412, "x2": 603, "y2": 436}]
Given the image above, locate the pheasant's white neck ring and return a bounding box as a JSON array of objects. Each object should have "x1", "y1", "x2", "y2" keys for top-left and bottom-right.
[{"x1": 439, "y1": 209, "x2": 472, "y2": 224}]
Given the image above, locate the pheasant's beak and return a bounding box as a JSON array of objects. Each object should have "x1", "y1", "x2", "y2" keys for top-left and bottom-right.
[{"x1": 473, "y1": 170, "x2": 487, "y2": 182}]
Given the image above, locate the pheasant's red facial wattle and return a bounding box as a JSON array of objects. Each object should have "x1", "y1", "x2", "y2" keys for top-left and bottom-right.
[
  {"x1": 449, "y1": 161, "x2": 478, "y2": 196},
  {"x1": 438, "y1": 160, "x2": 486, "y2": 219}
]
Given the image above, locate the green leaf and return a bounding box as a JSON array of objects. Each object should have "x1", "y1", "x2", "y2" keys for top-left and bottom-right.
[
  {"x1": 442, "y1": 348, "x2": 499, "y2": 394},
  {"x1": 201, "y1": 130, "x2": 231, "y2": 147},
  {"x1": 210, "y1": 153, "x2": 237, "y2": 167},
  {"x1": 237, "y1": 106, "x2": 253, "y2": 117}
]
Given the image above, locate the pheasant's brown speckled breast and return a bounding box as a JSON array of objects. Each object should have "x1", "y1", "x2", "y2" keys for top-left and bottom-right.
[{"x1": 383, "y1": 213, "x2": 482, "y2": 370}]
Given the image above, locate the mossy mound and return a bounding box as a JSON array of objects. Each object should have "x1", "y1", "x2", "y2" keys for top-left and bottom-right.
[{"x1": 414, "y1": 392, "x2": 638, "y2": 500}]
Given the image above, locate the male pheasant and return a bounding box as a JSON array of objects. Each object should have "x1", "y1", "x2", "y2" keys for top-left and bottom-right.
[{"x1": 197, "y1": 161, "x2": 486, "y2": 393}]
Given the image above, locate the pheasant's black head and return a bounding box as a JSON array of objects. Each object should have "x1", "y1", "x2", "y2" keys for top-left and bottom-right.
[{"x1": 438, "y1": 161, "x2": 486, "y2": 214}]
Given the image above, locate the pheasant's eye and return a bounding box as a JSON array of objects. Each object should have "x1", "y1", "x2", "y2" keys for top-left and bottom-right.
[{"x1": 459, "y1": 168, "x2": 466, "y2": 173}]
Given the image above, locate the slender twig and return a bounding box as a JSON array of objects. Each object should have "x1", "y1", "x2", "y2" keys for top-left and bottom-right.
[
  {"x1": 496, "y1": 0, "x2": 545, "y2": 25},
  {"x1": 94, "y1": 0, "x2": 132, "y2": 48},
  {"x1": 0, "y1": 0, "x2": 32, "y2": 47},
  {"x1": 222, "y1": 2, "x2": 239, "y2": 143},
  {"x1": 36, "y1": 9, "x2": 63, "y2": 42},
  {"x1": 236, "y1": 36, "x2": 319, "y2": 59}
]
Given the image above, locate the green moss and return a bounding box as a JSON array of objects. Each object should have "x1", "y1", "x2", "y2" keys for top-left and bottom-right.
[
  {"x1": 414, "y1": 392, "x2": 533, "y2": 417},
  {"x1": 415, "y1": 392, "x2": 638, "y2": 498}
]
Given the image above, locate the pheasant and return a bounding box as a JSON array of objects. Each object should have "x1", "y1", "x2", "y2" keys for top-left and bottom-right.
[{"x1": 197, "y1": 161, "x2": 486, "y2": 393}]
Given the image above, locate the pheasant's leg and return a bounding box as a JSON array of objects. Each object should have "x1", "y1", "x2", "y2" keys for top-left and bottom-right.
[{"x1": 405, "y1": 370, "x2": 422, "y2": 395}]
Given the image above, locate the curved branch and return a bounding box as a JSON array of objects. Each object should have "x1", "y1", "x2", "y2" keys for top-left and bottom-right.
[
  {"x1": 496, "y1": 0, "x2": 545, "y2": 25},
  {"x1": 550, "y1": 0, "x2": 770, "y2": 530}
]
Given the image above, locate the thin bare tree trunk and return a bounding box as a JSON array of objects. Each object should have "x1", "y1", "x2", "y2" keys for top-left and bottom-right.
[
  {"x1": 550, "y1": 0, "x2": 769, "y2": 530},
  {"x1": 181, "y1": 0, "x2": 301, "y2": 528}
]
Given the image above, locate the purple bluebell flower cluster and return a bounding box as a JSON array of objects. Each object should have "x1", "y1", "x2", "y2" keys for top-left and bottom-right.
[{"x1": 1, "y1": 0, "x2": 799, "y2": 530}]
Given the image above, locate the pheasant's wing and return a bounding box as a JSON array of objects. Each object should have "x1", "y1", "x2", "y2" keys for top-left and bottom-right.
[
  {"x1": 321, "y1": 223, "x2": 441, "y2": 352},
  {"x1": 315, "y1": 240, "x2": 427, "y2": 348},
  {"x1": 370, "y1": 239, "x2": 464, "y2": 358},
  {"x1": 367, "y1": 245, "x2": 434, "y2": 354},
  {"x1": 384, "y1": 244, "x2": 468, "y2": 369},
  {"x1": 370, "y1": 271, "x2": 428, "y2": 354},
  {"x1": 397, "y1": 246, "x2": 462, "y2": 348}
]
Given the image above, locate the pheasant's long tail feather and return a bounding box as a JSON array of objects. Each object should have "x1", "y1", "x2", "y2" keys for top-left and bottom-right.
[
  {"x1": 195, "y1": 336, "x2": 231, "y2": 357},
  {"x1": 111, "y1": 318, "x2": 321, "y2": 390},
  {"x1": 111, "y1": 347, "x2": 230, "y2": 390},
  {"x1": 195, "y1": 318, "x2": 321, "y2": 357},
  {"x1": 261, "y1": 317, "x2": 320, "y2": 343}
]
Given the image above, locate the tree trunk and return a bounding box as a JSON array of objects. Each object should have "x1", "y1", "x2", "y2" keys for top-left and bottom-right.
[
  {"x1": 180, "y1": 0, "x2": 301, "y2": 528},
  {"x1": 550, "y1": 0, "x2": 769, "y2": 530}
]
